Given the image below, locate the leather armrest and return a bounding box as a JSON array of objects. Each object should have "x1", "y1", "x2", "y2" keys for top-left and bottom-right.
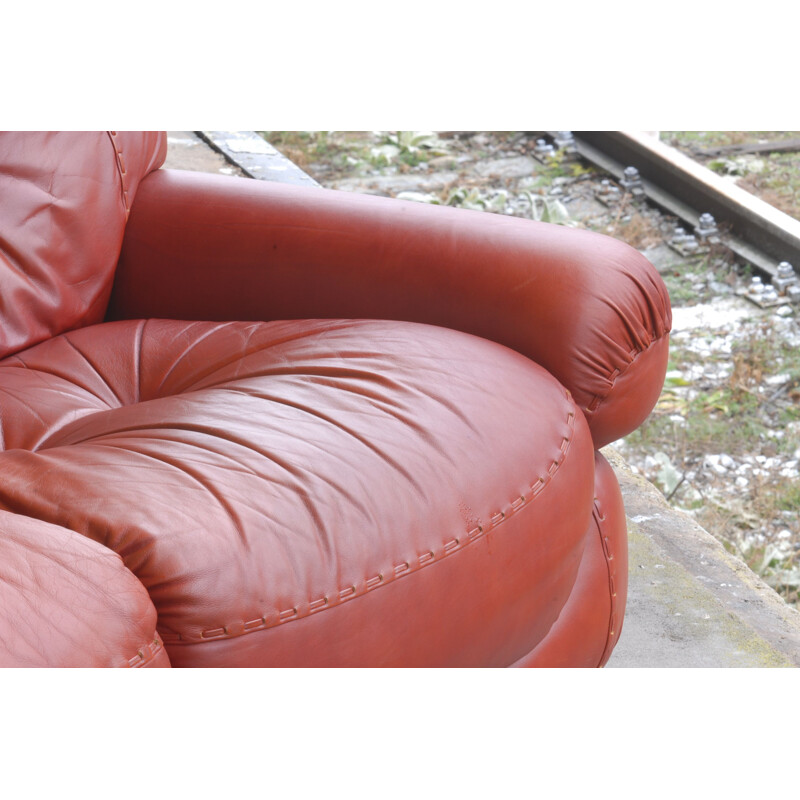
[{"x1": 109, "y1": 168, "x2": 671, "y2": 447}]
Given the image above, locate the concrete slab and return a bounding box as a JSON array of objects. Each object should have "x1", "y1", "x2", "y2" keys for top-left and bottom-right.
[
  {"x1": 605, "y1": 448, "x2": 800, "y2": 667},
  {"x1": 164, "y1": 131, "x2": 319, "y2": 187},
  {"x1": 199, "y1": 131, "x2": 320, "y2": 187},
  {"x1": 164, "y1": 131, "x2": 248, "y2": 176}
]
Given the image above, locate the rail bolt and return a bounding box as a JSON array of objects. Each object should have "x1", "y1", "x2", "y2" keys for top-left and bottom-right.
[
  {"x1": 761, "y1": 286, "x2": 779, "y2": 303},
  {"x1": 671, "y1": 226, "x2": 687, "y2": 241},
  {"x1": 554, "y1": 131, "x2": 576, "y2": 151},
  {"x1": 621, "y1": 166, "x2": 641, "y2": 187},
  {"x1": 774, "y1": 261, "x2": 798, "y2": 293},
  {"x1": 620, "y1": 166, "x2": 646, "y2": 200},
  {"x1": 668, "y1": 225, "x2": 699, "y2": 253},
  {"x1": 695, "y1": 212, "x2": 720, "y2": 242}
]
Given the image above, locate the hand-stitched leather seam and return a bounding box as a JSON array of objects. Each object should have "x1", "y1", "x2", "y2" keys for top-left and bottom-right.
[
  {"x1": 126, "y1": 634, "x2": 164, "y2": 668},
  {"x1": 106, "y1": 131, "x2": 131, "y2": 217},
  {"x1": 593, "y1": 497, "x2": 618, "y2": 668},
  {"x1": 585, "y1": 331, "x2": 670, "y2": 417},
  {"x1": 161, "y1": 399, "x2": 578, "y2": 645}
]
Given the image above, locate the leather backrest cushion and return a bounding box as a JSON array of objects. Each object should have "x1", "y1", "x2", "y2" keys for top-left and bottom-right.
[{"x1": 0, "y1": 131, "x2": 166, "y2": 360}]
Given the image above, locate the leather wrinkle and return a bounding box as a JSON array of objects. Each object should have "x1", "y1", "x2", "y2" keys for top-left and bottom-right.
[
  {"x1": 2, "y1": 354, "x2": 26, "y2": 367},
  {"x1": 94, "y1": 442, "x2": 252, "y2": 552},
  {"x1": 223, "y1": 378, "x2": 462, "y2": 452},
  {"x1": 54, "y1": 415, "x2": 354, "y2": 477},
  {"x1": 161, "y1": 411, "x2": 338, "y2": 562},
  {"x1": 185, "y1": 322, "x2": 487, "y2": 404},
  {"x1": 149, "y1": 321, "x2": 239, "y2": 397},
  {"x1": 187, "y1": 362, "x2": 411, "y2": 398},
  {"x1": 82, "y1": 420, "x2": 373, "y2": 574},
  {"x1": 0, "y1": 370, "x2": 112, "y2": 452},
  {"x1": 0, "y1": 242, "x2": 44, "y2": 289},
  {"x1": 166, "y1": 404, "x2": 578, "y2": 644},
  {"x1": 584, "y1": 329, "x2": 670, "y2": 417},
  {"x1": 216, "y1": 384, "x2": 427, "y2": 496},
  {"x1": 151, "y1": 329, "x2": 393, "y2": 398},
  {"x1": 27, "y1": 404, "x2": 123, "y2": 452},
  {"x1": 211, "y1": 385, "x2": 401, "y2": 519},
  {"x1": 27, "y1": 442, "x2": 252, "y2": 588},
  {"x1": 191, "y1": 397, "x2": 386, "y2": 529},
  {"x1": 60, "y1": 335, "x2": 127, "y2": 408},
  {"x1": 72, "y1": 436, "x2": 338, "y2": 631},
  {"x1": 143, "y1": 320, "x2": 367, "y2": 399},
  {"x1": 76, "y1": 429, "x2": 333, "y2": 559}
]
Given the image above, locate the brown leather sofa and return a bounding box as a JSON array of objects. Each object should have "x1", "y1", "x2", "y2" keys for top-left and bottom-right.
[{"x1": 0, "y1": 131, "x2": 671, "y2": 667}]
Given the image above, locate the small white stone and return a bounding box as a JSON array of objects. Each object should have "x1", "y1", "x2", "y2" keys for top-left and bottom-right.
[
  {"x1": 704, "y1": 454, "x2": 728, "y2": 475},
  {"x1": 766, "y1": 373, "x2": 791, "y2": 385}
]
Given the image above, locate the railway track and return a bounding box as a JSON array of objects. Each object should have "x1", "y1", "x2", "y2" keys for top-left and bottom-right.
[{"x1": 542, "y1": 131, "x2": 800, "y2": 297}]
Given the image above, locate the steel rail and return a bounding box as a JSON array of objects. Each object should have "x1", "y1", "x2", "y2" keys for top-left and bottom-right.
[{"x1": 555, "y1": 131, "x2": 800, "y2": 280}]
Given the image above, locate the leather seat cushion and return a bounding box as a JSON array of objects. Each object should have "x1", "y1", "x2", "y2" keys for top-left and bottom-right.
[{"x1": 0, "y1": 318, "x2": 596, "y2": 666}]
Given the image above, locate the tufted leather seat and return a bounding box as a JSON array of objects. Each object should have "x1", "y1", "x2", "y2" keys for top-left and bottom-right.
[{"x1": 0, "y1": 132, "x2": 671, "y2": 667}]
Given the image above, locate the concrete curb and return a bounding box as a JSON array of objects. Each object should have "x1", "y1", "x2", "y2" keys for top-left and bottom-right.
[
  {"x1": 605, "y1": 447, "x2": 800, "y2": 667},
  {"x1": 196, "y1": 131, "x2": 320, "y2": 187}
]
